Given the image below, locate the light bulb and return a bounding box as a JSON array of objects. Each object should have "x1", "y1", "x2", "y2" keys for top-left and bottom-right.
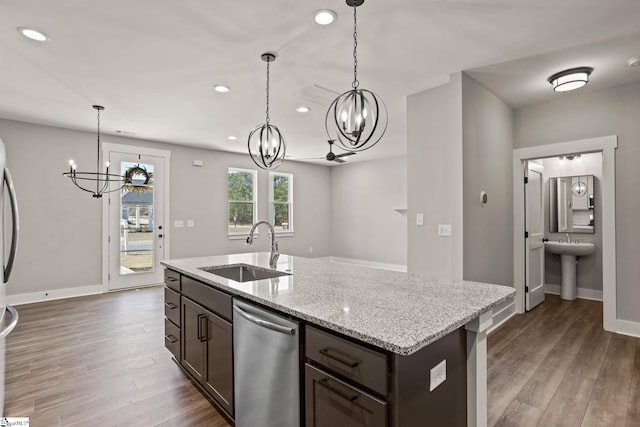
[
  {"x1": 105, "y1": 161, "x2": 110, "y2": 167},
  {"x1": 68, "y1": 159, "x2": 74, "y2": 166}
]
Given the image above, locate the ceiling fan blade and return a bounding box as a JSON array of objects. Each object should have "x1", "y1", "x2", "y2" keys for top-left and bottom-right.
[
  {"x1": 334, "y1": 151, "x2": 356, "y2": 158},
  {"x1": 333, "y1": 158, "x2": 346, "y2": 164}
]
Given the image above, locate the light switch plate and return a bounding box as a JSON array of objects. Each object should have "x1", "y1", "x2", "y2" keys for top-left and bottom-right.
[
  {"x1": 430, "y1": 359, "x2": 447, "y2": 392},
  {"x1": 438, "y1": 224, "x2": 452, "y2": 236},
  {"x1": 174, "y1": 220, "x2": 184, "y2": 228},
  {"x1": 187, "y1": 220, "x2": 195, "y2": 228},
  {"x1": 416, "y1": 213, "x2": 424, "y2": 226}
]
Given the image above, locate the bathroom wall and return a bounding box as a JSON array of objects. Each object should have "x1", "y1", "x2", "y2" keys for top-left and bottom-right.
[
  {"x1": 541, "y1": 153, "x2": 603, "y2": 295},
  {"x1": 515, "y1": 80, "x2": 640, "y2": 323}
]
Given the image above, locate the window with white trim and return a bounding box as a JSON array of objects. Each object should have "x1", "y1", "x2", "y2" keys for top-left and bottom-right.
[
  {"x1": 228, "y1": 168, "x2": 257, "y2": 235},
  {"x1": 269, "y1": 172, "x2": 293, "y2": 233}
]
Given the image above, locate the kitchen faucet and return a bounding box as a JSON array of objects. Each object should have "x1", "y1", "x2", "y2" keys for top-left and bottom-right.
[{"x1": 246, "y1": 221, "x2": 279, "y2": 268}]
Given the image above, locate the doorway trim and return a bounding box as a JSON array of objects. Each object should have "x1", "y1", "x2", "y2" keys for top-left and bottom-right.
[
  {"x1": 101, "y1": 142, "x2": 171, "y2": 292},
  {"x1": 512, "y1": 135, "x2": 617, "y2": 331}
]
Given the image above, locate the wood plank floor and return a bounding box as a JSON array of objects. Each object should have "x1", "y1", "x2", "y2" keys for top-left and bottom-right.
[{"x1": 4, "y1": 288, "x2": 639, "y2": 426}]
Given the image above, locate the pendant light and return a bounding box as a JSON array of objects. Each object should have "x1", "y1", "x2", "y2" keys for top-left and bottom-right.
[
  {"x1": 325, "y1": 0, "x2": 387, "y2": 152},
  {"x1": 248, "y1": 52, "x2": 286, "y2": 170},
  {"x1": 63, "y1": 105, "x2": 127, "y2": 198}
]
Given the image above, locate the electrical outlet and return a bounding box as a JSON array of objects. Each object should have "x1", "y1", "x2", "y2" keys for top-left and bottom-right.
[
  {"x1": 416, "y1": 213, "x2": 424, "y2": 226},
  {"x1": 174, "y1": 220, "x2": 184, "y2": 228},
  {"x1": 438, "y1": 224, "x2": 452, "y2": 236},
  {"x1": 430, "y1": 359, "x2": 447, "y2": 391}
]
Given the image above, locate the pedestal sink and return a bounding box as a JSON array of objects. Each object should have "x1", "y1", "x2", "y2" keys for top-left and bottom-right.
[{"x1": 544, "y1": 241, "x2": 595, "y2": 300}]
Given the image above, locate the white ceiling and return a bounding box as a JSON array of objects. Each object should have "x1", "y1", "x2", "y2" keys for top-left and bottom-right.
[{"x1": 1, "y1": 0, "x2": 639, "y2": 164}]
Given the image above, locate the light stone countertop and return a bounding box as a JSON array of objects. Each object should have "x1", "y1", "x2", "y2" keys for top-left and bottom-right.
[{"x1": 161, "y1": 252, "x2": 515, "y2": 356}]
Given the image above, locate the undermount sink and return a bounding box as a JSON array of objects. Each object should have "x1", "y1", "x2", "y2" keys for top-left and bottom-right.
[
  {"x1": 544, "y1": 241, "x2": 595, "y2": 257},
  {"x1": 199, "y1": 263, "x2": 291, "y2": 283}
]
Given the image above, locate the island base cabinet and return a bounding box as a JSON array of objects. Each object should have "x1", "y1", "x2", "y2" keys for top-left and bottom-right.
[
  {"x1": 305, "y1": 364, "x2": 387, "y2": 427},
  {"x1": 181, "y1": 297, "x2": 234, "y2": 416}
]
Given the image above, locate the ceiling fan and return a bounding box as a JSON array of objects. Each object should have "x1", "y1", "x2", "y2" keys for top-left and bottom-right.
[{"x1": 322, "y1": 140, "x2": 356, "y2": 164}]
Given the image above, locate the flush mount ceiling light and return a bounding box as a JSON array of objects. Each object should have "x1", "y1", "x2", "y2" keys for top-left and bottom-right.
[
  {"x1": 314, "y1": 9, "x2": 337, "y2": 25},
  {"x1": 295, "y1": 106, "x2": 310, "y2": 113},
  {"x1": 63, "y1": 105, "x2": 127, "y2": 198},
  {"x1": 213, "y1": 85, "x2": 230, "y2": 93},
  {"x1": 227, "y1": 135, "x2": 237, "y2": 140},
  {"x1": 326, "y1": 0, "x2": 387, "y2": 152},
  {"x1": 17, "y1": 27, "x2": 48, "y2": 42},
  {"x1": 247, "y1": 52, "x2": 286, "y2": 170},
  {"x1": 628, "y1": 56, "x2": 640, "y2": 67},
  {"x1": 548, "y1": 67, "x2": 593, "y2": 92}
]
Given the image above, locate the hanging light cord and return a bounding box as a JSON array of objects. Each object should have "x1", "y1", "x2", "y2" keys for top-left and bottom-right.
[
  {"x1": 95, "y1": 107, "x2": 102, "y2": 194},
  {"x1": 352, "y1": 4, "x2": 359, "y2": 89},
  {"x1": 265, "y1": 59, "x2": 271, "y2": 125}
]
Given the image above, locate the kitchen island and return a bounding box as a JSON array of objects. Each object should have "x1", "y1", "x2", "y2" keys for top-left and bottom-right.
[{"x1": 162, "y1": 252, "x2": 515, "y2": 427}]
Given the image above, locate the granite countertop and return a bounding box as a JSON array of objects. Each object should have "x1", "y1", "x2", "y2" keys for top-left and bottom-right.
[{"x1": 161, "y1": 252, "x2": 515, "y2": 356}]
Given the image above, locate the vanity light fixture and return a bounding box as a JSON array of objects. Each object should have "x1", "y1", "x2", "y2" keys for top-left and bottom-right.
[
  {"x1": 17, "y1": 27, "x2": 48, "y2": 42},
  {"x1": 63, "y1": 105, "x2": 127, "y2": 198},
  {"x1": 548, "y1": 67, "x2": 593, "y2": 92},
  {"x1": 314, "y1": 10, "x2": 337, "y2": 25},
  {"x1": 247, "y1": 52, "x2": 286, "y2": 170},
  {"x1": 325, "y1": 0, "x2": 387, "y2": 152}
]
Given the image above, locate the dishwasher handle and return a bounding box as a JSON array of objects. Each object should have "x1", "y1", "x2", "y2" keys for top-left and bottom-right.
[{"x1": 233, "y1": 304, "x2": 295, "y2": 335}]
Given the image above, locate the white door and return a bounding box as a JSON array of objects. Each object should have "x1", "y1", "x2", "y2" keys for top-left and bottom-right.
[
  {"x1": 108, "y1": 151, "x2": 166, "y2": 290},
  {"x1": 525, "y1": 161, "x2": 545, "y2": 311}
]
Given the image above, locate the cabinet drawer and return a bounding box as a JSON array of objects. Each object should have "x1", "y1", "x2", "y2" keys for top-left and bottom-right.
[
  {"x1": 164, "y1": 318, "x2": 180, "y2": 360},
  {"x1": 182, "y1": 276, "x2": 232, "y2": 321},
  {"x1": 306, "y1": 325, "x2": 388, "y2": 396},
  {"x1": 164, "y1": 268, "x2": 181, "y2": 291},
  {"x1": 164, "y1": 287, "x2": 181, "y2": 327},
  {"x1": 305, "y1": 363, "x2": 387, "y2": 427}
]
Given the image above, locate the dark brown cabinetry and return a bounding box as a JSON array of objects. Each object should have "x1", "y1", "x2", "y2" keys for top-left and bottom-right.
[{"x1": 164, "y1": 268, "x2": 234, "y2": 419}]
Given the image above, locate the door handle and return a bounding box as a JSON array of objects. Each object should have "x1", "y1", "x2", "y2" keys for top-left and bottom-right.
[
  {"x1": 197, "y1": 314, "x2": 207, "y2": 341},
  {"x1": 319, "y1": 378, "x2": 358, "y2": 402},
  {"x1": 4, "y1": 168, "x2": 19, "y2": 284},
  {"x1": 319, "y1": 348, "x2": 360, "y2": 368},
  {"x1": 158, "y1": 234, "x2": 163, "y2": 238}
]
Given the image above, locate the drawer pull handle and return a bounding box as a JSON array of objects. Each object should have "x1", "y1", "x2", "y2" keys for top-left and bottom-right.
[
  {"x1": 164, "y1": 302, "x2": 177, "y2": 309},
  {"x1": 319, "y1": 378, "x2": 358, "y2": 402},
  {"x1": 165, "y1": 335, "x2": 177, "y2": 344},
  {"x1": 165, "y1": 277, "x2": 178, "y2": 282},
  {"x1": 319, "y1": 348, "x2": 359, "y2": 368}
]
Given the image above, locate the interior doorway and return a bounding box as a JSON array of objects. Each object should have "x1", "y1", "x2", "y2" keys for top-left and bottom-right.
[
  {"x1": 513, "y1": 136, "x2": 617, "y2": 331},
  {"x1": 102, "y1": 143, "x2": 171, "y2": 291}
]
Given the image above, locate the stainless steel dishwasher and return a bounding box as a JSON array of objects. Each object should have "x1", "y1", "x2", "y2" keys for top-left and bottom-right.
[{"x1": 233, "y1": 299, "x2": 300, "y2": 427}]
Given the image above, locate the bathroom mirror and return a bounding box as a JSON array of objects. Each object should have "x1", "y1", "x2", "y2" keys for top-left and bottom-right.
[{"x1": 549, "y1": 175, "x2": 595, "y2": 233}]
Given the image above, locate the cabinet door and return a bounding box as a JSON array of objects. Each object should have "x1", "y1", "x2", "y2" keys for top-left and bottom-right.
[
  {"x1": 181, "y1": 297, "x2": 205, "y2": 383},
  {"x1": 305, "y1": 364, "x2": 387, "y2": 427},
  {"x1": 204, "y1": 309, "x2": 234, "y2": 416}
]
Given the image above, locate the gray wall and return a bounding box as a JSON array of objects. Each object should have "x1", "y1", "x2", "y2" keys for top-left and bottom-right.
[
  {"x1": 541, "y1": 154, "x2": 602, "y2": 292},
  {"x1": 0, "y1": 118, "x2": 331, "y2": 296},
  {"x1": 329, "y1": 155, "x2": 407, "y2": 266},
  {"x1": 515, "y1": 80, "x2": 640, "y2": 323},
  {"x1": 461, "y1": 74, "x2": 514, "y2": 287},
  {"x1": 406, "y1": 74, "x2": 464, "y2": 279}
]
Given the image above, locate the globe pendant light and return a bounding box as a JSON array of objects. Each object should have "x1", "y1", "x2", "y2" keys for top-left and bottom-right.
[
  {"x1": 248, "y1": 52, "x2": 286, "y2": 170},
  {"x1": 325, "y1": 0, "x2": 387, "y2": 152},
  {"x1": 63, "y1": 105, "x2": 127, "y2": 198}
]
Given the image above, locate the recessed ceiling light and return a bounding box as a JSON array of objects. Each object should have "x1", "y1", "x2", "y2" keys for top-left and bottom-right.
[
  {"x1": 295, "y1": 106, "x2": 310, "y2": 113},
  {"x1": 314, "y1": 10, "x2": 337, "y2": 25},
  {"x1": 213, "y1": 85, "x2": 230, "y2": 93},
  {"x1": 548, "y1": 67, "x2": 593, "y2": 92},
  {"x1": 227, "y1": 136, "x2": 237, "y2": 140},
  {"x1": 628, "y1": 56, "x2": 640, "y2": 67},
  {"x1": 17, "y1": 27, "x2": 48, "y2": 42}
]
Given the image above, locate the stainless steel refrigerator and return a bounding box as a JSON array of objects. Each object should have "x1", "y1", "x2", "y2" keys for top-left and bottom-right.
[{"x1": 0, "y1": 136, "x2": 19, "y2": 416}]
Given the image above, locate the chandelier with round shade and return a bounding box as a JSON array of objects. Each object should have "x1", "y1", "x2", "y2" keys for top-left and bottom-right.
[
  {"x1": 63, "y1": 105, "x2": 127, "y2": 198},
  {"x1": 325, "y1": 0, "x2": 387, "y2": 152},
  {"x1": 248, "y1": 52, "x2": 286, "y2": 170}
]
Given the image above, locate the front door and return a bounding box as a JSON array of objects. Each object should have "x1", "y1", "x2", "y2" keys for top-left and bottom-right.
[
  {"x1": 108, "y1": 151, "x2": 166, "y2": 290},
  {"x1": 525, "y1": 161, "x2": 545, "y2": 311}
]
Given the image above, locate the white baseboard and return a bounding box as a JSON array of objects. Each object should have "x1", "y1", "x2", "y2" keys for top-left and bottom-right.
[
  {"x1": 322, "y1": 256, "x2": 407, "y2": 273},
  {"x1": 487, "y1": 300, "x2": 516, "y2": 334},
  {"x1": 616, "y1": 319, "x2": 640, "y2": 338},
  {"x1": 7, "y1": 284, "x2": 104, "y2": 306},
  {"x1": 544, "y1": 284, "x2": 603, "y2": 301}
]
